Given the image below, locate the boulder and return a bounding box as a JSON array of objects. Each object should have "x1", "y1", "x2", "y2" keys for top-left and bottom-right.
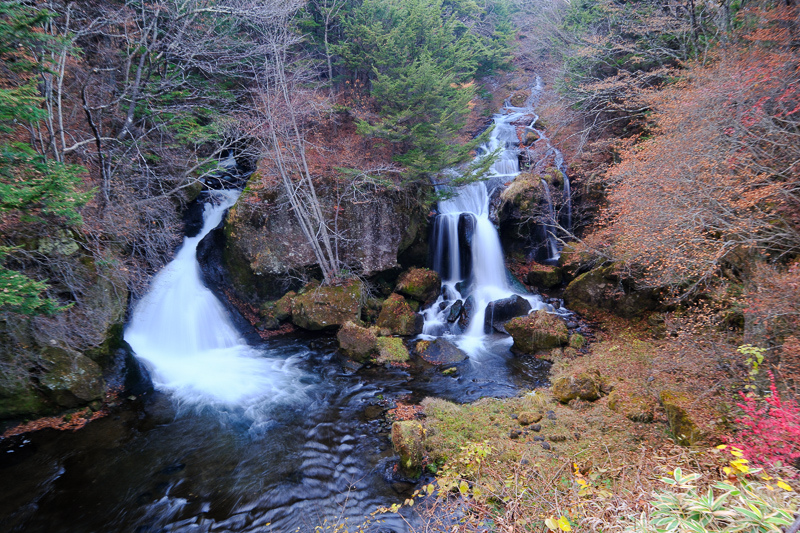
[
  {"x1": 446, "y1": 300, "x2": 463, "y2": 323},
  {"x1": 291, "y1": 280, "x2": 363, "y2": 331},
  {"x1": 395, "y1": 268, "x2": 441, "y2": 305},
  {"x1": 0, "y1": 378, "x2": 52, "y2": 419},
  {"x1": 569, "y1": 333, "x2": 587, "y2": 350},
  {"x1": 458, "y1": 295, "x2": 475, "y2": 329},
  {"x1": 484, "y1": 295, "x2": 532, "y2": 333},
  {"x1": 564, "y1": 264, "x2": 661, "y2": 318},
  {"x1": 506, "y1": 310, "x2": 569, "y2": 354},
  {"x1": 260, "y1": 291, "x2": 296, "y2": 330},
  {"x1": 376, "y1": 294, "x2": 422, "y2": 336},
  {"x1": 527, "y1": 266, "x2": 562, "y2": 289},
  {"x1": 391, "y1": 420, "x2": 425, "y2": 479},
  {"x1": 337, "y1": 321, "x2": 378, "y2": 362},
  {"x1": 416, "y1": 338, "x2": 468, "y2": 366},
  {"x1": 376, "y1": 337, "x2": 410, "y2": 364},
  {"x1": 552, "y1": 372, "x2": 601, "y2": 403},
  {"x1": 39, "y1": 347, "x2": 106, "y2": 408},
  {"x1": 608, "y1": 390, "x2": 656, "y2": 423},
  {"x1": 660, "y1": 390, "x2": 703, "y2": 445}
]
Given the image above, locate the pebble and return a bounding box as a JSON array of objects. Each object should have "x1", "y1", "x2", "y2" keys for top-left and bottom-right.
[
  {"x1": 533, "y1": 436, "x2": 544, "y2": 442},
  {"x1": 546, "y1": 410, "x2": 557, "y2": 420},
  {"x1": 509, "y1": 430, "x2": 522, "y2": 439},
  {"x1": 541, "y1": 441, "x2": 551, "y2": 450},
  {"x1": 531, "y1": 424, "x2": 542, "y2": 432}
]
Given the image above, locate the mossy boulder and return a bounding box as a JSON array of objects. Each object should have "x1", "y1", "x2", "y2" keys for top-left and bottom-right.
[
  {"x1": 376, "y1": 293, "x2": 422, "y2": 336},
  {"x1": 527, "y1": 266, "x2": 562, "y2": 289},
  {"x1": 291, "y1": 280, "x2": 363, "y2": 331},
  {"x1": 395, "y1": 268, "x2": 441, "y2": 305},
  {"x1": 569, "y1": 333, "x2": 587, "y2": 350},
  {"x1": 391, "y1": 420, "x2": 425, "y2": 479},
  {"x1": 608, "y1": 389, "x2": 656, "y2": 423},
  {"x1": 0, "y1": 378, "x2": 52, "y2": 419},
  {"x1": 376, "y1": 337, "x2": 410, "y2": 364},
  {"x1": 484, "y1": 295, "x2": 532, "y2": 333},
  {"x1": 564, "y1": 264, "x2": 661, "y2": 318},
  {"x1": 552, "y1": 372, "x2": 601, "y2": 403},
  {"x1": 416, "y1": 338, "x2": 468, "y2": 366},
  {"x1": 660, "y1": 390, "x2": 703, "y2": 445},
  {"x1": 39, "y1": 347, "x2": 106, "y2": 408},
  {"x1": 506, "y1": 310, "x2": 569, "y2": 354},
  {"x1": 337, "y1": 321, "x2": 378, "y2": 362},
  {"x1": 260, "y1": 291, "x2": 296, "y2": 330}
]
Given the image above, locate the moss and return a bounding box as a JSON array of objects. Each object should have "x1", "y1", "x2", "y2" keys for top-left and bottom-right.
[
  {"x1": 395, "y1": 267, "x2": 441, "y2": 304},
  {"x1": 337, "y1": 321, "x2": 378, "y2": 362},
  {"x1": 392, "y1": 420, "x2": 425, "y2": 479},
  {"x1": 527, "y1": 266, "x2": 562, "y2": 289},
  {"x1": 551, "y1": 372, "x2": 601, "y2": 403},
  {"x1": 376, "y1": 337, "x2": 410, "y2": 364},
  {"x1": 376, "y1": 293, "x2": 420, "y2": 336},
  {"x1": 569, "y1": 333, "x2": 587, "y2": 350},
  {"x1": 660, "y1": 390, "x2": 703, "y2": 445},
  {"x1": 506, "y1": 310, "x2": 569, "y2": 354},
  {"x1": 291, "y1": 280, "x2": 363, "y2": 331},
  {"x1": 608, "y1": 389, "x2": 656, "y2": 423}
]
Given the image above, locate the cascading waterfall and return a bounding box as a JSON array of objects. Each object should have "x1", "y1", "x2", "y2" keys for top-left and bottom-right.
[
  {"x1": 124, "y1": 190, "x2": 304, "y2": 406},
  {"x1": 540, "y1": 179, "x2": 560, "y2": 260},
  {"x1": 422, "y1": 92, "x2": 559, "y2": 353}
]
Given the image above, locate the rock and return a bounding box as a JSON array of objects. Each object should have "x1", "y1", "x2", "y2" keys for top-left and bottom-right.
[
  {"x1": 564, "y1": 264, "x2": 661, "y2": 318},
  {"x1": 39, "y1": 347, "x2": 106, "y2": 408},
  {"x1": 458, "y1": 295, "x2": 475, "y2": 329},
  {"x1": 527, "y1": 266, "x2": 562, "y2": 289},
  {"x1": 446, "y1": 300, "x2": 463, "y2": 323},
  {"x1": 0, "y1": 378, "x2": 52, "y2": 419},
  {"x1": 391, "y1": 421, "x2": 425, "y2": 479},
  {"x1": 518, "y1": 412, "x2": 543, "y2": 426},
  {"x1": 376, "y1": 337, "x2": 410, "y2": 364},
  {"x1": 608, "y1": 390, "x2": 656, "y2": 423},
  {"x1": 376, "y1": 293, "x2": 422, "y2": 336},
  {"x1": 291, "y1": 280, "x2": 363, "y2": 331},
  {"x1": 509, "y1": 429, "x2": 522, "y2": 439},
  {"x1": 551, "y1": 373, "x2": 601, "y2": 403},
  {"x1": 417, "y1": 338, "x2": 468, "y2": 366},
  {"x1": 660, "y1": 390, "x2": 703, "y2": 445},
  {"x1": 337, "y1": 321, "x2": 378, "y2": 362},
  {"x1": 395, "y1": 268, "x2": 441, "y2": 305},
  {"x1": 506, "y1": 310, "x2": 569, "y2": 354},
  {"x1": 483, "y1": 295, "x2": 532, "y2": 333},
  {"x1": 569, "y1": 333, "x2": 587, "y2": 350},
  {"x1": 530, "y1": 424, "x2": 542, "y2": 432},
  {"x1": 524, "y1": 131, "x2": 538, "y2": 145},
  {"x1": 541, "y1": 441, "x2": 551, "y2": 450}
]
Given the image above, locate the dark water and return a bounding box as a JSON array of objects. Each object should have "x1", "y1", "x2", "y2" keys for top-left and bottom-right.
[{"x1": 0, "y1": 335, "x2": 549, "y2": 533}]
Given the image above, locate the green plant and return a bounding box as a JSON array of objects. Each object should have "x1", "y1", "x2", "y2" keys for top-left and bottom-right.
[{"x1": 738, "y1": 344, "x2": 766, "y2": 390}]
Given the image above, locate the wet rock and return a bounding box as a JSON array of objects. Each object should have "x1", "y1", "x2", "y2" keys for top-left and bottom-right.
[
  {"x1": 337, "y1": 321, "x2": 378, "y2": 362},
  {"x1": 417, "y1": 338, "x2": 468, "y2": 366},
  {"x1": 291, "y1": 280, "x2": 363, "y2": 331},
  {"x1": 376, "y1": 294, "x2": 422, "y2": 336},
  {"x1": 446, "y1": 300, "x2": 463, "y2": 323},
  {"x1": 457, "y1": 295, "x2": 475, "y2": 329},
  {"x1": 395, "y1": 268, "x2": 441, "y2": 305},
  {"x1": 39, "y1": 347, "x2": 106, "y2": 408},
  {"x1": 391, "y1": 421, "x2": 425, "y2": 479},
  {"x1": 518, "y1": 412, "x2": 543, "y2": 426},
  {"x1": 376, "y1": 337, "x2": 410, "y2": 364},
  {"x1": 506, "y1": 310, "x2": 569, "y2": 354},
  {"x1": 608, "y1": 390, "x2": 656, "y2": 423},
  {"x1": 660, "y1": 390, "x2": 703, "y2": 445},
  {"x1": 552, "y1": 373, "x2": 601, "y2": 403},
  {"x1": 364, "y1": 405, "x2": 384, "y2": 420},
  {"x1": 483, "y1": 295, "x2": 532, "y2": 333}
]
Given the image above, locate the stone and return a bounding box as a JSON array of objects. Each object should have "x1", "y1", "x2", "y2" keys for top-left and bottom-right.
[
  {"x1": 552, "y1": 373, "x2": 601, "y2": 403},
  {"x1": 569, "y1": 333, "x2": 587, "y2": 350},
  {"x1": 530, "y1": 424, "x2": 542, "y2": 432},
  {"x1": 391, "y1": 421, "x2": 425, "y2": 479},
  {"x1": 518, "y1": 412, "x2": 543, "y2": 426},
  {"x1": 291, "y1": 280, "x2": 363, "y2": 331},
  {"x1": 446, "y1": 300, "x2": 463, "y2": 323},
  {"x1": 526, "y1": 266, "x2": 562, "y2": 289},
  {"x1": 39, "y1": 347, "x2": 106, "y2": 408},
  {"x1": 417, "y1": 338, "x2": 468, "y2": 366},
  {"x1": 337, "y1": 321, "x2": 378, "y2": 362},
  {"x1": 395, "y1": 268, "x2": 441, "y2": 305},
  {"x1": 608, "y1": 390, "x2": 656, "y2": 423},
  {"x1": 376, "y1": 293, "x2": 422, "y2": 336},
  {"x1": 458, "y1": 295, "x2": 475, "y2": 329},
  {"x1": 376, "y1": 337, "x2": 410, "y2": 364},
  {"x1": 509, "y1": 429, "x2": 522, "y2": 439},
  {"x1": 483, "y1": 295, "x2": 532, "y2": 333},
  {"x1": 660, "y1": 390, "x2": 703, "y2": 445},
  {"x1": 506, "y1": 310, "x2": 569, "y2": 354},
  {"x1": 564, "y1": 264, "x2": 661, "y2": 318}
]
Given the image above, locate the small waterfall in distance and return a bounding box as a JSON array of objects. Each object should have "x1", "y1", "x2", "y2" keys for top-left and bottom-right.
[
  {"x1": 422, "y1": 80, "x2": 571, "y2": 355},
  {"x1": 124, "y1": 190, "x2": 306, "y2": 407}
]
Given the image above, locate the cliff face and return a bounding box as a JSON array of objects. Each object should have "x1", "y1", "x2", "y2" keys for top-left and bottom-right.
[{"x1": 223, "y1": 173, "x2": 429, "y2": 301}]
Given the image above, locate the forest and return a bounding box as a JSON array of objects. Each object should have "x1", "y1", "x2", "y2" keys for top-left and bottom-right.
[{"x1": 0, "y1": 0, "x2": 799, "y2": 532}]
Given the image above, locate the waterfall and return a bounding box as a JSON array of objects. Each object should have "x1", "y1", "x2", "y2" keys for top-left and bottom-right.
[
  {"x1": 125, "y1": 191, "x2": 303, "y2": 406},
  {"x1": 422, "y1": 95, "x2": 555, "y2": 353},
  {"x1": 540, "y1": 179, "x2": 560, "y2": 261}
]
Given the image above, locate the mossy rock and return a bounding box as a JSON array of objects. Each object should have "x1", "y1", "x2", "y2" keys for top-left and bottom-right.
[
  {"x1": 506, "y1": 310, "x2": 569, "y2": 354},
  {"x1": 376, "y1": 337, "x2": 410, "y2": 364},
  {"x1": 552, "y1": 372, "x2": 601, "y2": 403},
  {"x1": 391, "y1": 420, "x2": 425, "y2": 479},
  {"x1": 417, "y1": 338, "x2": 468, "y2": 366},
  {"x1": 523, "y1": 131, "x2": 538, "y2": 145},
  {"x1": 39, "y1": 347, "x2": 106, "y2": 408},
  {"x1": 608, "y1": 389, "x2": 656, "y2": 423},
  {"x1": 564, "y1": 264, "x2": 661, "y2": 318},
  {"x1": 337, "y1": 321, "x2": 378, "y2": 362},
  {"x1": 395, "y1": 268, "x2": 441, "y2": 305},
  {"x1": 291, "y1": 280, "x2": 363, "y2": 331},
  {"x1": 527, "y1": 266, "x2": 562, "y2": 289},
  {"x1": 569, "y1": 333, "x2": 587, "y2": 350},
  {"x1": 0, "y1": 377, "x2": 53, "y2": 420},
  {"x1": 376, "y1": 293, "x2": 422, "y2": 336},
  {"x1": 660, "y1": 390, "x2": 703, "y2": 446}
]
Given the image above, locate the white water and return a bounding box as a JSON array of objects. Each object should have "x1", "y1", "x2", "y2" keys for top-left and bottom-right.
[
  {"x1": 422, "y1": 100, "x2": 555, "y2": 354},
  {"x1": 125, "y1": 191, "x2": 304, "y2": 406}
]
